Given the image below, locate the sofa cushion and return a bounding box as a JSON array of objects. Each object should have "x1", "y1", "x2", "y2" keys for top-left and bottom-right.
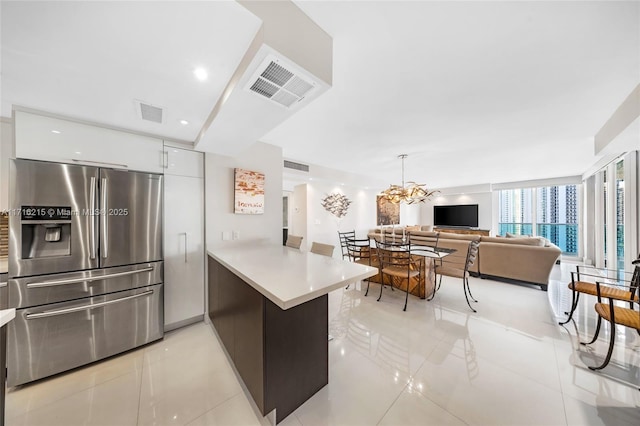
[
  {"x1": 438, "y1": 232, "x2": 481, "y2": 242},
  {"x1": 481, "y1": 236, "x2": 545, "y2": 247},
  {"x1": 406, "y1": 225, "x2": 421, "y2": 231},
  {"x1": 506, "y1": 232, "x2": 531, "y2": 238},
  {"x1": 420, "y1": 225, "x2": 434, "y2": 232},
  {"x1": 409, "y1": 230, "x2": 438, "y2": 238}
]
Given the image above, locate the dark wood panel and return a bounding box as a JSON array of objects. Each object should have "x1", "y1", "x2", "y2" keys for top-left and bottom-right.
[
  {"x1": 208, "y1": 258, "x2": 265, "y2": 413},
  {"x1": 264, "y1": 295, "x2": 328, "y2": 423},
  {"x1": 208, "y1": 256, "x2": 329, "y2": 424},
  {"x1": 232, "y1": 277, "x2": 265, "y2": 413}
]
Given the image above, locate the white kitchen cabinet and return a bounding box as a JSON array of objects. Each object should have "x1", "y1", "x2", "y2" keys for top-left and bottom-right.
[
  {"x1": 14, "y1": 111, "x2": 164, "y2": 173},
  {"x1": 163, "y1": 145, "x2": 204, "y2": 178},
  {"x1": 163, "y1": 171, "x2": 205, "y2": 330},
  {"x1": 0, "y1": 120, "x2": 13, "y2": 211}
]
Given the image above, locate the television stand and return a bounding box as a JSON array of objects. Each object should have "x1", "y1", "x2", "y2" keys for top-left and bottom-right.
[{"x1": 434, "y1": 227, "x2": 490, "y2": 236}]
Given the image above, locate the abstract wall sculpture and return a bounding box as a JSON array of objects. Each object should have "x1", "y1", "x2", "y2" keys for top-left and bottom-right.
[
  {"x1": 321, "y1": 193, "x2": 351, "y2": 218},
  {"x1": 234, "y1": 168, "x2": 265, "y2": 214}
]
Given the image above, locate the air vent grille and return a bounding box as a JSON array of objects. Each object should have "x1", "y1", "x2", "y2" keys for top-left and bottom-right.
[
  {"x1": 284, "y1": 76, "x2": 314, "y2": 97},
  {"x1": 139, "y1": 103, "x2": 163, "y2": 123},
  {"x1": 284, "y1": 160, "x2": 309, "y2": 172},
  {"x1": 250, "y1": 79, "x2": 279, "y2": 99},
  {"x1": 261, "y1": 62, "x2": 294, "y2": 87},
  {"x1": 272, "y1": 91, "x2": 298, "y2": 107},
  {"x1": 247, "y1": 58, "x2": 316, "y2": 109}
]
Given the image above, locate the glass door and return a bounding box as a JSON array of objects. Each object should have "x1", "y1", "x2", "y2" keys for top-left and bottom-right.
[{"x1": 615, "y1": 160, "x2": 625, "y2": 274}]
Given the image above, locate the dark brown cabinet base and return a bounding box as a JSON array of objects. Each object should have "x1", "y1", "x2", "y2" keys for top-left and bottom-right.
[{"x1": 208, "y1": 257, "x2": 328, "y2": 424}]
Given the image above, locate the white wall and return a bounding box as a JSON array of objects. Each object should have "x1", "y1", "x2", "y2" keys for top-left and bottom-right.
[
  {"x1": 205, "y1": 142, "x2": 282, "y2": 250},
  {"x1": 291, "y1": 183, "x2": 307, "y2": 242},
  {"x1": 420, "y1": 192, "x2": 493, "y2": 232},
  {"x1": 0, "y1": 118, "x2": 14, "y2": 211},
  {"x1": 289, "y1": 182, "x2": 382, "y2": 255}
]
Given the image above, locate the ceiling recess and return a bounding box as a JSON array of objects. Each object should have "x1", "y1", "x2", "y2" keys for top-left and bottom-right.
[{"x1": 247, "y1": 57, "x2": 316, "y2": 108}]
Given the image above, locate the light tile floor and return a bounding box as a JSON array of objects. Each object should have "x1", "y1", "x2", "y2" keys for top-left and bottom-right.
[{"x1": 5, "y1": 261, "x2": 640, "y2": 425}]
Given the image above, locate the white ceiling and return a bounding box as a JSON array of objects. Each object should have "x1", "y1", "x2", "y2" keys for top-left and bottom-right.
[
  {"x1": 2, "y1": 1, "x2": 639, "y2": 189},
  {"x1": 1, "y1": 1, "x2": 261, "y2": 141}
]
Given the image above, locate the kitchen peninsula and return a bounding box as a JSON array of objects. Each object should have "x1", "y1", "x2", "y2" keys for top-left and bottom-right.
[{"x1": 207, "y1": 244, "x2": 377, "y2": 424}]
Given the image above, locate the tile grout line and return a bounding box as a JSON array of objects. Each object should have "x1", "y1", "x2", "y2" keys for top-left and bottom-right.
[
  {"x1": 180, "y1": 391, "x2": 244, "y2": 426},
  {"x1": 135, "y1": 352, "x2": 145, "y2": 426},
  {"x1": 409, "y1": 346, "x2": 470, "y2": 426},
  {"x1": 551, "y1": 338, "x2": 570, "y2": 426},
  {"x1": 5, "y1": 358, "x2": 142, "y2": 424},
  {"x1": 375, "y1": 375, "x2": 412, "y2": 425}
]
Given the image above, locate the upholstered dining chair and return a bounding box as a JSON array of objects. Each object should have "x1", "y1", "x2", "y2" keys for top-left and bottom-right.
[
  {"x1": 374, "y1": 239, "x2": 421, "y2": 311},
  {"x1": 559, "y1": 259, "x2": 640, "y2": 327},
  {"x1": 581, "y1": 281, "x2": 640, "y2": 371},
  {"x1": 338, "y1": 230, "x2": 356, "y2": 260},
  {"x1": 433, "y1": 240, "x2": 479, "y2": 312},
  {"x1": 285, "y1": 235, "x2": 303, "y2": 249},
  {"x1": 310, "y1": 242, "x2": 335, "y2": 257}
]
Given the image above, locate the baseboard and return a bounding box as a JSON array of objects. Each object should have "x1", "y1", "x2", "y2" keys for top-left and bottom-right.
[{"x1": 164, "y1": 314, "x2": 204, "y2": 332}]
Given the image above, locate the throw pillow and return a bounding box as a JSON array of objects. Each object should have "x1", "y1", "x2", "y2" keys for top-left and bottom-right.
[
  {"x1": 506, "y1": 232, "x2": 531, "y2": 238},
  {"x1": 405, "y1": 225, "x2": 421, "y2": 232}
]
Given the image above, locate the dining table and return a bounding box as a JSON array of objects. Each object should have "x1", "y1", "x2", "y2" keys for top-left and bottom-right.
[{"x1": 365, "y1": 236, "x2": 457, "y2": 299}]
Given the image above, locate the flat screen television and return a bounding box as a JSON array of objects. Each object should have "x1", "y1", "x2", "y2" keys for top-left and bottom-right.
[{"x1": 434, "y1": 204, "x2": 479, "y2": 228}]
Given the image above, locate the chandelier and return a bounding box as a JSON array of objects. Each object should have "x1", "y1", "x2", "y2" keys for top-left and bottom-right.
[{"x1": 381, "y1": 154, "x2": 438, "y2": 204}]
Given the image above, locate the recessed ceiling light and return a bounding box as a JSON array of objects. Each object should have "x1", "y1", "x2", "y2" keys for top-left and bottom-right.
[
  {"x1": 179, "y1": 119, "x2": 189, "y2": 125},
  {"x1": 74, "y1": 151, "x2": 82, "y2": 155},
  {"x1": 193, "y1": 67, "x2": 208, "y2": 81},
  {"x1": 51, "y1": 130, "x2": 61, "y2": 134}
]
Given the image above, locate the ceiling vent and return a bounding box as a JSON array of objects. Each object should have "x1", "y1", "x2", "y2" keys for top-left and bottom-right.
[
  {"x1": 134, "y1": 100, "x2": 163, "y2": 123},
  {"x1": 284, "y1": 160, "x2": 310, "y2": 172},
  {"x1": 246, "y1": 56, "x2": 316, "y2": 109}
]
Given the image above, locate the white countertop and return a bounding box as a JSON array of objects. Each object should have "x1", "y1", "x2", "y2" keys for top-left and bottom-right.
[
  {"x1": 208, "y1": 245, "x2": 378, "y2": 310},
  {"x1": 0, "y1": 308, "x2": 15, "y2": 328}
]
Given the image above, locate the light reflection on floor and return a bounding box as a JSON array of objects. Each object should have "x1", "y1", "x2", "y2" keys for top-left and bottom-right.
[{"x1": 5, "y1": 261, "x2": 640, "y2": 425}]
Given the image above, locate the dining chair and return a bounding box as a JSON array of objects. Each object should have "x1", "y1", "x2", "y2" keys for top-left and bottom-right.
[
  {"x1": 433, "y1": 240, "x2": 479, "y2": 312},
  {"x1": 337, "y1": 230, "x2": 356, "y2": 260},
  {"x1": 346, "y1": 237, "x2": 377, "y2": 294},
  {"x1": 285, "y1": 235, "x2": 303, "y2": 249},
  {"x1": 310, "y1": 242, "x2": 335, "y2": 257},
  {"x1": 580, "y1": 281, "x2": 640, "y2": 371},
  {"x1": 559, "y1": 259, "x2": 640, "y2": 327},
  {"x1": 374, "y1": 239, "x2": 421, "y2": 311}
]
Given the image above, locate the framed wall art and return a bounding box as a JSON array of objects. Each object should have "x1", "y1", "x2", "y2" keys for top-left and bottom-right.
[
  {"x1": 234, "y1": 168, "x2": 265, "y2": 214},
  {"x1": 376, "y1": 195, "x2": 400, "y2": 225}
]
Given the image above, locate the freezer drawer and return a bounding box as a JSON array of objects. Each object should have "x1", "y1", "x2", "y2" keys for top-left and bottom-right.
[
  {"x1": 7, "y1": 284, "x2": 163, "y2": 387},
  {"x1": 9, "y1": 261, "x2": 163, "y2": 309}
]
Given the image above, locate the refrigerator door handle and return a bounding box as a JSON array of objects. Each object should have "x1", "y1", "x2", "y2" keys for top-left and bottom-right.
[
  {"x1": 89, "y1": 176, "x2": 97, "y2": 260},
  {"x1": 101, "y1": 177, "x2": 108, "y2": 259},
  {"x1": 25, "y1": 266, "x2": 155, "y2": 288},
  {"x1": 25, "y1": 290, "x2": 154, "y2": 319}
]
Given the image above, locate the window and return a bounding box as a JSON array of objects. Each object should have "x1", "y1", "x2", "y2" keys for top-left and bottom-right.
[
  {"x1": 536, "y1": 185, "x2": 578, "y2": 255},
  {"x1": 498, "y1": 184, "x2": 579, "y2": 255},
  {"x1": 498, "y1": 189, "x2": 533, "y2": 235}
]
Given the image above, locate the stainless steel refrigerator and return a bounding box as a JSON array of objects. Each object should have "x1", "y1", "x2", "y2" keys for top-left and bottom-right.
[{"x1": 7, "y1": 159, "x2": 164, "y2": 386}]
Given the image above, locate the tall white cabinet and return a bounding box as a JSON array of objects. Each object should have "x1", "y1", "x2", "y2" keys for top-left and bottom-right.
[{"x1": 163, "y1": 146, "x2": 205, "y2": 330}]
